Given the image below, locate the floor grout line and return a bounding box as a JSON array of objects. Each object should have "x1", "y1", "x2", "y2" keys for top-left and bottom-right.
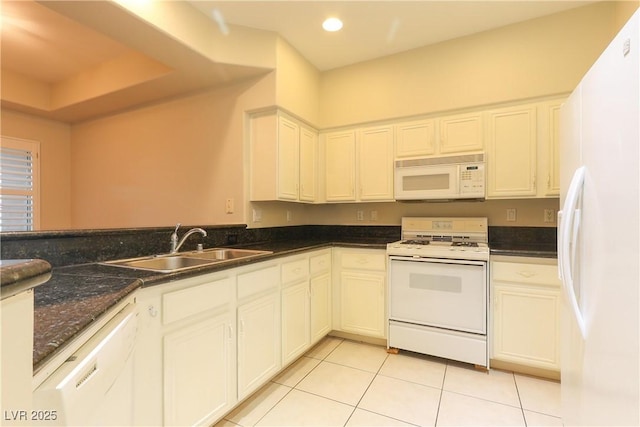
[{"x1": 218, "y1": 337, "x2": 562, "y2": 427}]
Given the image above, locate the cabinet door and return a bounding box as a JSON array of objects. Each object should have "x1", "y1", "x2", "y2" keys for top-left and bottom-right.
[
  {"x1": 299, "y1": 126, "x2": 318, "y2": 202},
  {"x1": 493, "y1": 284, "x2": 561, "y2": 371},
  {"x1": 395, "y1": 119, "x2": 436, "y2": 158},
  {"x1": 281, "y1": 281, "x2": 311, "y2": 365},
  {"x1": 310, "y1": 272, "x2": 332, "y2": 344},
  {"x1": 237, "y1": 292, "x2": 281, "y2": 399},
  {"x1": 487, "y1": 106, "x2": 537, "y2": 198},
  {"x1": 358, "y1": 125, "x2": 394, "y2": 201},
  {"x1": 439, "y1": 112, "x2": 484, "y2": 154},
  {"x1": 163, "y1": 312, "x2": 235, "y2": 427},
  {"x1": 340, "y1": 271, "x2": 385, "y2": 338},
  {"x1": 539, "y1": 101, "x2": 562, "y2": 197},
  {"x1": 324, "y1": 131, "x2": 356, "y2": 201},
  {"x1": 277, "y1": 116, "x2": 300, "y2": 201}
]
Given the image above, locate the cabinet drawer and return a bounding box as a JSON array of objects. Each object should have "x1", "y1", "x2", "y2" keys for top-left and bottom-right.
[
  {"x1": 341, "y1": 252, "x2": 386, "y2": 271},
  {"x1": 162, "y1": 277, "x2": 232, "y2": 325},
  {"x1": 310, "y1": 252, "x2": 331, "y2": 275},
  {"x1": 282, "y1": 258, "x2": 309, "y2": 284},
  {"x1": 238, "y1": 265, "x2": 279, "y2": 300},
  {"x1": 492, "y1": 261, "x2": 560, "y2": 287}
]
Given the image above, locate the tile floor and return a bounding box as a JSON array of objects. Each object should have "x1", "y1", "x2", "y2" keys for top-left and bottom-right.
[{"x1": 215, "y1": 337, "x2": 563, "y2": 427}]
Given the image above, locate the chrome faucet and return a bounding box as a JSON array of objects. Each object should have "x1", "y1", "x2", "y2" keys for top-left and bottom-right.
[{"x1": 170, "y1": 223, "x2": 207, "y2": 253}]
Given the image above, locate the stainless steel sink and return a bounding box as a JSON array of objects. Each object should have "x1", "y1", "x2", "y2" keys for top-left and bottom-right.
[
  {"x1": 182, "y1": 248, "x2": 272, "y2": 261},
  {"x1": 102, "y1": 248, "x2": 272, "y2": 273},
  {"x1": 103, "y1": 256, "x2": 216, "y2": 273}
]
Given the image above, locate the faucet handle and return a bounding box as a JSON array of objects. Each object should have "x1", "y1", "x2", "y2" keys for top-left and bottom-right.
[{"x1": 173, "y1": 223, "x2": 181, "y2": 235}]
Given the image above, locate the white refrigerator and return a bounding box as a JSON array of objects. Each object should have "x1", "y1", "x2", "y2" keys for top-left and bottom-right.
[{"x1": 559, "y1": 9, "x2": 639, "y2": 426}]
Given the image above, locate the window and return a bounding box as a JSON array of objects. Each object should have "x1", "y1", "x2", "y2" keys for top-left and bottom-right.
[{"x1": 0, "y1": 137, "x2": 40, "y2": 231}]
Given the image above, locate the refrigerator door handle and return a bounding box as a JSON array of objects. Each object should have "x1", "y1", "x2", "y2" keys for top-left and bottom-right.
[{"x1": 559, "y1": 166, "x2": 587, "y2": 338}]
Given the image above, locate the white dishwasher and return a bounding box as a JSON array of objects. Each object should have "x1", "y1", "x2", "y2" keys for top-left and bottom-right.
[{"x1": 33, "y1": 304, "x2": 137, "y2": 426}]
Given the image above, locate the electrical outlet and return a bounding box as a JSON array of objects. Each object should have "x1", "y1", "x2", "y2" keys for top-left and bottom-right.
[
  {"x1": 286, "y1": 210, "x2": 292, "y2": 222},
  {"x1": 544, "y1": 209, "x2": 555, "y2": 223},
  {"x1": 225, "y1": 198, "x2": 234, "y2": 214},
  {"x1": 370, "y1": 210, "x2": 378, "y2": 221},
  {"x1": 506, "y1": 208, "x2": 517, "y2": 222},
  {"x1": 357, "y1": 210, "x2": 364, "y2": 221}
]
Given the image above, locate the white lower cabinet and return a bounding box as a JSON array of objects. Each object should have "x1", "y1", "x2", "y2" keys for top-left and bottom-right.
[
  {"x1": 281, "y1": 256, "x2": 311, "y2": 366},
  {"x1": 236, "y1": 264, "x2": 281, "y2": 400},
  {"x1": 281, "y1": 281, "x2": 311, "y2": 364},
  {"x1": 490, "y1": 256, "x2": 562, "y2": 374},
  {"x1": 281, "y1": 250, "x2": 333, "y2": 365},
  {"x1": 131, "y1": 249, "x2": 339, "y2": 425},
  {"x1": 333, "y1": 248, "x2": 386, "y2": 338},
  {"x1": 133, "y1": 273, "x2": 236, "y2": 427},
  {"x1": 163, "y1": 312, "x2": 234, "y2": 426},
  {"x1": 310, "y1": 250, "x2": 332, "y2": 344}
]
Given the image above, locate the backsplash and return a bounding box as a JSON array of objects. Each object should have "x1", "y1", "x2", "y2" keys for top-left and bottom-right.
[
  {"x1": 1, "y1": 224, "x2": 555, "y2": 267},
  {"x1": 489, "y1": 226, "x2": 557, "y2": 253},
  {"x1": 0, "y1": 225, "x2": 400, "y2": 267}
]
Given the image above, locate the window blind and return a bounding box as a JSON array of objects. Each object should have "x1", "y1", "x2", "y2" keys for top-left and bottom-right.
[{"x1": 0, "y1": 139, "x2": 40, "y2": 231}]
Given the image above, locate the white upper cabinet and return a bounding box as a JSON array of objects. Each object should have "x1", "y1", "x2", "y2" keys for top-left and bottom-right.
[
  {"x1": 251, "y1": 97, "x2": 564, "y2": 205},
  {"x1": 324, "y1": 130, "x2": 357, "y2": 202},
  {"x1": 486, "y1": 98, "x2": 564, "y2": 199},
  {"x1": 277, "y1": 116, "x2": 300, "y2": 201},
  {"x1": 486, "y1": 105, "x2": 538, "y2": 198},
  {"x1": 249, "y1": 110, "x2": 318, "y2": 203},
  {"x1": 538, "y1": 100, "x2": 562, "y2": 197},
  {"x1": 439, "y1": 112, "x2": 484, "y2": 154},
  {"x1": 358, "y1": 125, "x2": 395, "y2": 201},
  {"x1": 395, "y1": 119, "x2": 436, "y2": 158},
  {"x1": 394, "y1": 112, "x2": 483, "y2": 159},
  {"x1": 299, "y1": 126, "x2": 318, "y2": 202},
  {"x1": 323, "y1": 125, "x2": 394, "y2": 202}
]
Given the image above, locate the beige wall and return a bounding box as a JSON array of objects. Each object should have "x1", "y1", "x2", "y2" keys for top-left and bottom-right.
[
  {"x1": 275, "y1": 37, "x2": 321, "y2": 126},
  {"x1": 247, "y1": 198, "x2": 559, "y2": 229},
  {"x1": 305, "y1": 199, "x2": 560, "y2": 228},
  {"x1": 1, "y1": 109, "x2": 72, "y2": 230},
  {"x1": 318, "y1": 2, "x2": 619, "y2": 128},
  {"x1": 70, "y1": 73, "x2": 275, "y2": 229}
]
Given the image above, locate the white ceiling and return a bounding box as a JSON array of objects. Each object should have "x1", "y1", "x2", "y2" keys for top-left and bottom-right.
[{"x1": 189, "y1": 1, "x2": 594, "y2": 71}]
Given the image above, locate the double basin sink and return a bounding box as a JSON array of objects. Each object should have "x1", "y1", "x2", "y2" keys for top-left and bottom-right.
[{"x1": 102, "y1": 248, "x2": 272, "y2": 273}]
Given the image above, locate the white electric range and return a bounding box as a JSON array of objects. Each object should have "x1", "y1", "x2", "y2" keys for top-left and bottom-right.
[{"x1": 387, "y1": 217, "x2": 490, "y2": 367}]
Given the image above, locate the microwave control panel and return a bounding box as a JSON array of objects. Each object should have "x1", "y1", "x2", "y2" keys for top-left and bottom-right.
[{"x1": 460, "y1": 164, "x2": 485, "y2": 195}]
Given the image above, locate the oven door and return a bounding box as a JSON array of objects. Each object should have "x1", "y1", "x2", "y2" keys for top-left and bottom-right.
[{"x1": 389, "y1": 256, "x2": 487, "y2": 334}]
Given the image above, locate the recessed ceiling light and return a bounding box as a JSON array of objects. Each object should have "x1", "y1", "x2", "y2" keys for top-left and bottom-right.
[{"x1": 322, "y1": 17, "x2": 343, "y2": 32}]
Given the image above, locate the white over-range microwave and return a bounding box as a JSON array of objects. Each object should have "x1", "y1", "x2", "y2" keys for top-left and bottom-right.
[{"x1": 394, "y1": 153, "x2": 485, "y2": 201}]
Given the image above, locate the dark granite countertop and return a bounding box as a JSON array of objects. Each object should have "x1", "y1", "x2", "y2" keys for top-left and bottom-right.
[
  {"x1": 32, "y1": 239, "x2": 390, "y2": 371},
  {"x1": 1, "y1": 259, "x2": 52, "y2": 300},
  {"x1": 489, "y1": 242, "x2": 557, "y2": 259}
]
